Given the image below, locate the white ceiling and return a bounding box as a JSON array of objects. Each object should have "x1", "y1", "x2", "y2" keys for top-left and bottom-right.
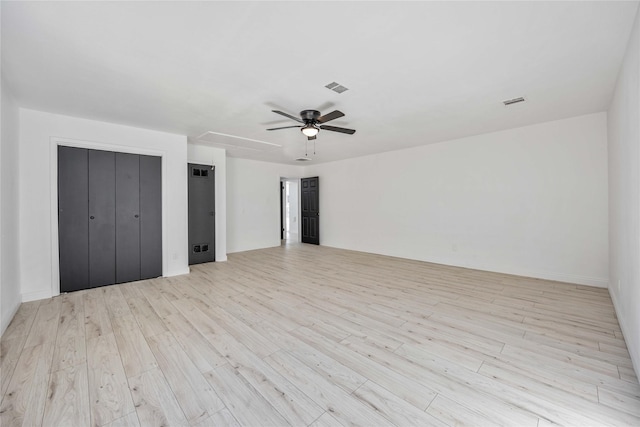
[{"x1": 2, "y1": 1, "x2": 638, "y2": 165}]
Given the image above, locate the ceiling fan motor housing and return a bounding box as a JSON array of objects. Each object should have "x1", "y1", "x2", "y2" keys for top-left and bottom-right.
[{"x1": 300, "y1": 110, "x2": 321, "y2": 123}]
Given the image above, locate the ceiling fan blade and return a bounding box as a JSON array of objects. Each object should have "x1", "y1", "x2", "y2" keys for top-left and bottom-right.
[
  {"x1": 319, "y1": 125, "x2": 356, "y2": 135},
  {"x1": 272, "y1": 110, "x2": 303, "y2": 123},
  {"x1": 266, "y1": 125, "x2": 302, "y2": 131},
  {"x1": 308, "y1": 135, "x2": 316, "y2": 141},
  {"x1": 317, "y1": 110, "x2": 345, "y2": 124}
]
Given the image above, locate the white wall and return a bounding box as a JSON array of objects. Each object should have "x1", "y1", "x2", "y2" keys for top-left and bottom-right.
[
  {"x1": 226, "y1": 158, "x2": 302, "y2": 253},
  {"x1": 608, "y1": 7, "x2": 640, "y2": 377},
  {"x1": 304, "y1": 112, "x2": 609, "y2": 287},
  {"x1": 1, "y1": 78, "x2": 21, "y2": 334},
  {"x1": 19, "y1": 109, "x2": 189, "y2": 301},
  {"x1": 187, "y1": 143, "x2": 227, "y2": 261}
]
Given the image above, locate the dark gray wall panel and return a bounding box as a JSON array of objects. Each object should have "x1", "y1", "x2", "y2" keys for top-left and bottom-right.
[
  {"x1": 188, "y1": 164, "x2": 215, "y2": 265},
  {"x1": 139, "y1": 155, "x2": 162, "y2": 279},
  {"x1": 115, "y1": 152, "x2": 141, "y2": 283},
  {"x1": 88, "y1": 150, "x2": 116, "y2": 287},
  {"x1": 58, "y1": 146, "x2": 89, "y2": 292}
]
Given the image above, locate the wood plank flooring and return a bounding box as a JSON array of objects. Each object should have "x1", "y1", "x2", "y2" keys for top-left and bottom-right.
[{"x1": 1, "y1": 244, "x2": 639, "y2": 426}]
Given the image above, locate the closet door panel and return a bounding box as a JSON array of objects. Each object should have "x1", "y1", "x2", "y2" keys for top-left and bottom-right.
[
  {"x1": 139, "y1": 155, "x2": 162, "y2": 279},
  {"x1": 58, "y1": 146, "x2": 89, "y2": 292},
  {"x1": 88, "y1": 150, "x2": 116, "y2": 287},
  {"x1": 115, "y1": 153, "x2": 141, "y2": 283}
]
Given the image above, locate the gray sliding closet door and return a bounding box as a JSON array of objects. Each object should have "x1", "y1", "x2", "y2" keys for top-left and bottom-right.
[
  {"x1": 58, "y1": 146, "x2": 89, "y2": 292},
  {"x1": 88, "y1": 150, "x2": 116, "y2": 287},
  {"x1": 115, "y1": 153, "x2": 141, "y2": 283},
  {"x1": 140, "y1": 155, "x2": 162, "y2": 279}
]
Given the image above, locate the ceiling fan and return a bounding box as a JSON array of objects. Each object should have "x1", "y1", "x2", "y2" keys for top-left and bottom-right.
[{"x1": 267, "y1": 109, "x2": 356, "y2": 140}]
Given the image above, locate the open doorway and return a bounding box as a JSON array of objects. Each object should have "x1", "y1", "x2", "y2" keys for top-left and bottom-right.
[{"x1": 280, "y1": 179, "x2": 299, "y2": 244}]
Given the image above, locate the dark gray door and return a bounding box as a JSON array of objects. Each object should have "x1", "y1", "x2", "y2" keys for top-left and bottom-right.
[
  {"x1": 301, "y1": 177, "x2": 319, "y2": 245},
  {"x1": 140, "y1": 155, "x2": 162, "y2": 279},
  {"x1": 58, "y1": 146, "x2": 89, "y2": 292},
  {"x1": 280, "y1": 182, "x2": 284, "y2": 240},
  {"x1": 59, "y1": 147, "x2": 162, "y2": 291},
  {"x1": 88, "y1": 150, "x2": 116, "y2": 287},
  {"x1": 188, "y1": 163, "x2": 215, "y2": 265},
  {"x1": 115, "y1": 153, "x2": 141, "y2": 283}
]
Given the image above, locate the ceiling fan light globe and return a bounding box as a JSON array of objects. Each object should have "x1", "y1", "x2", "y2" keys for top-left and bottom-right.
[{"x1": 301, "y1": 125, "x2": 319, "y2": 137}]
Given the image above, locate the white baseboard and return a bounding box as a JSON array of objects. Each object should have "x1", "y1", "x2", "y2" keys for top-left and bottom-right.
[
  {"x1": 165, "y1": 268, "x2": 191, "y2": 278},
  {"x1": 422, "y1": 255, "x2": 609, "y2": 287},
  {"x1": 227, "y1": 243, "x2": 281, "y2": 255},
  {"x1": 22, "y1": 290, "x2": 53, "y2": 302},
  {"x1": 1, "y1": 297, "x2": 22, "y2": 337},
  {"x1": 609, "y1": 289, "x2": 640, "y2": 382},
  {"x1": 322, "y1": 244, "x2": 609, "y2": 288}
]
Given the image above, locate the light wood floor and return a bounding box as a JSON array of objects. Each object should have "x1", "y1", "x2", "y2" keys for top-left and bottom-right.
[{"x1": 1, "y1": 244, "x2": 639, "y2": 427}]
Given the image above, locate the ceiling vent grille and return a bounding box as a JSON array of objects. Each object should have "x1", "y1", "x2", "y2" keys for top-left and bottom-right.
[
  {"x1": 325, "y1": 81, "x2": 349, "y2": 94},
  {"x1": 295, "y1": 157, "x2": 312, "y2": 162},
  {"x1": 503, "y1": 96, "x2": 526, "y2": 106}
]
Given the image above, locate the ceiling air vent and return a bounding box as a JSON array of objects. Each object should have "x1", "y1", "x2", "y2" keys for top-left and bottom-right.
[
  {"x1": 503, "y1": 96, "x2": 526, "y2": 106},
  {"x1": 295, "y1": 157, "x2": 312, "y2": 162},
  {"x1": 325, "y1": 81, "x2": 349, "y2": 94}
]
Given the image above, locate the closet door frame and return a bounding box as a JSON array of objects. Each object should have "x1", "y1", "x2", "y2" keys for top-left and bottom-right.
[{"x1": 50, "y1": 138, "x2": 167, "y2": 297}]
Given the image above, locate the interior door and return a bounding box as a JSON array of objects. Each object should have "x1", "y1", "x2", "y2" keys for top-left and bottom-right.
[
  {"x1": 88, "y1": 149, "x2": 116, "y2": 287},
  {"x1": 115, "y1": 152, "x2": 141, "y2": 283},
  {"x1": 59, "y1": 147, "x2": 162, "y2": 291},
  {"x1": 58, "y1": 146, "x2": 90, "y2": 292},
  {"x1": 188, "y1": 163, "x2": 215, "y2": 264},
  {"x1": 301, "y1": 177, "x2": 319, "y2": 245},
  {"x1": 280, "y1": 181, "x2": 284, "y2": 240},
  {"x1": 139, "y1": 154, "x2": 162, "y2": 279}
]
